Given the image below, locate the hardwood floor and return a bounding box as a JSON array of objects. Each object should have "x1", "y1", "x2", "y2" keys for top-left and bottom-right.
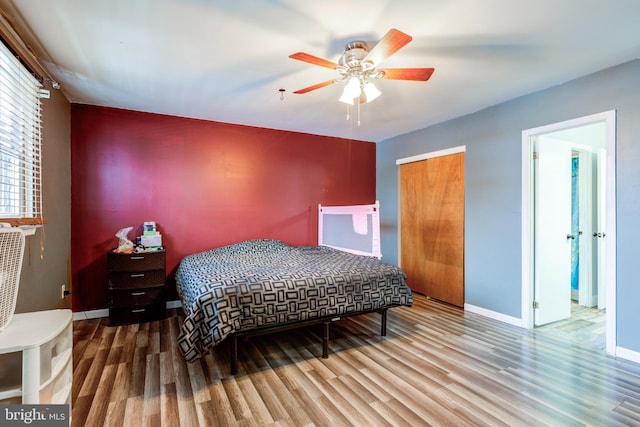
[
  {"x1": 535, "y1": 302, "x2": 606, "y2": 350},
  {"x1": 71, "y1": 294, "x2": 640, "y2": 426}
]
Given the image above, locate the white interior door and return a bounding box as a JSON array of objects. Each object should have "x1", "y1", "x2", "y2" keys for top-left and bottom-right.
[{"x1": 534, "y1": 136, "x2": 573, "y2": 326}]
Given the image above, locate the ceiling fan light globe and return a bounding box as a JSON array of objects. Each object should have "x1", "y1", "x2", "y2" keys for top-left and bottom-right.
[
  {"x1": 339, "y1": 90, "x2": 355, "y2": 105},
  {"x1": 363, "y1": 82, "x2": 381, "y2": 103},
  {"x1": 343, "y1": 76, "x2": 361, "y2": 98}
]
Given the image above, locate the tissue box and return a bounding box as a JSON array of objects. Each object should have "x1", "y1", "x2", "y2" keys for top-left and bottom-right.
[{"x1": 141, "y1": 233, "x2": 162, "y2": 247}]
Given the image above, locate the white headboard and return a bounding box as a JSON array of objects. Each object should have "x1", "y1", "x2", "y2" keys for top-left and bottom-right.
[{"x1": 318, "y1": 200, "x2": 381, "y2": 258}]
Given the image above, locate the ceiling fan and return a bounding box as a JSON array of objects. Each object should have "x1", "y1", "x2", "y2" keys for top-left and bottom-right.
[{"x1": 289, "y1": 28, "x2": 435, "y2": 108}]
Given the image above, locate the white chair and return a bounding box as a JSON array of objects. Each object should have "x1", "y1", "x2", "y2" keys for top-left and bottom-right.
[{"x1": 0, "y1": 227, "x2": 25, "y2": 331}]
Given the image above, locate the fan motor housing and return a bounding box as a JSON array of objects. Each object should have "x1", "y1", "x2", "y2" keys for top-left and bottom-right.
[{"x1": 340, "y1": 41, "x2": 369, "y2": 69}]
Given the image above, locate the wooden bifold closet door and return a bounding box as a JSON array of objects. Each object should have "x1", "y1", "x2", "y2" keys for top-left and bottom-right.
[{"x1": 400, "y1": 152, "x2": 464, "y2": 307}]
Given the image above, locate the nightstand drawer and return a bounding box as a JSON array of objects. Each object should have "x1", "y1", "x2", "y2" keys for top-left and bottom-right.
[
  {"x1": 109, "y1": 286, "x2": 165, "y2": 307},
  {"x1": 108, "y1": 269, "x2": 165, "y2": 289},
  {"x1": 109, "y1": 302, "x2": 166, "y2": 326},
  {"x1": 107, "y1": 251, "x2": 165, "y2": 272}
]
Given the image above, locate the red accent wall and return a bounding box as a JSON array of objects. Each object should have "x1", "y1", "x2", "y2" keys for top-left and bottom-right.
[{"x1": 70, "y1": 105, "x2": 375, "y2": 311}]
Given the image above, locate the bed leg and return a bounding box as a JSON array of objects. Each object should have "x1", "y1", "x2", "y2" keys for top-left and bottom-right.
[
  {"x1": 322, "y1": 320, "x2": 330, "y2": 358},
  {"x1": 230, "y1": 334, "x2": 238, "y2": 375},
  {"x1": 381, "y1": 309, "x2": 388, "y2": 336}
]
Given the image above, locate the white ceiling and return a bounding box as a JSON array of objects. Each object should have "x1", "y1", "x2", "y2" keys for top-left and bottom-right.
[{"x1": 2, "y1": 0, "x2": 639, "y2": 142}]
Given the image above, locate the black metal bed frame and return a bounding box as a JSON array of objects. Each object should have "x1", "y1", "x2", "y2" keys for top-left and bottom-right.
[{"x1": 228, "y1": 307, "x2": 392, "y2": 375}]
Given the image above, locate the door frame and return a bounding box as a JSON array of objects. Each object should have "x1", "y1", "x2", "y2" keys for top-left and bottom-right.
[{"x1": 521, "y1": 110, "x2": 616, "y2": 355}]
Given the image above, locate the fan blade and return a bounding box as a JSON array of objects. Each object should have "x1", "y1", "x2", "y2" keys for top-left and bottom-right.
[
  {"x1": 363, "y1": 28, "x2": 413, "y2": 67},
  {"x1": 378, "y1": 68, "x2": 435, "y2": 81},
  {"x1": 293, "y1": 80, "x2": 337, "y2": 94},
  {"x1": 289, "y1": 52, "x2": 339, "y2": 70}
]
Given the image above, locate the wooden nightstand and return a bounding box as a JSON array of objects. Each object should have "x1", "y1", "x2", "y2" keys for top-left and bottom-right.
[{"x1": 107, "y1": 249, "x2": 167, "y2": 326}]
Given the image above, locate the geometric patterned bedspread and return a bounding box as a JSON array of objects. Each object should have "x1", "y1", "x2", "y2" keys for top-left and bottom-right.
[{"x1": 175, "y1": 239, "x2": 413, "y2": 362}]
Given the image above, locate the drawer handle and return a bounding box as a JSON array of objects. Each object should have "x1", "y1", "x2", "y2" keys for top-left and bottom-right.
[
  {"x1": 131, "y1": 308, "x2": 146, "y2": 313},
  {"x1": 131, "y1": 291, "x2": 146, "y2": 296},
  {"x1": 130, "y1": 273, "x2": 145, "y2": 278},
  {"x1": 130, "y1": 256, "x2": 145, "y2": 260}
]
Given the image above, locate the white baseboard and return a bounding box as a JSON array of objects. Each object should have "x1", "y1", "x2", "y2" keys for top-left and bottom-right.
[
  {"x1": 166, "y1": 300, "x2": 182, "y2": 309},
  {"x1": 72, "y1": 300, "x2": 182, "y2": 321},
  {"x1": 615, "y1": 346, "x2": 640, "y2": 364},
  {"x1": 73, "y1": 308, "x2": 108, "y2": 321},
  {"x1": 464, "y1": 303, "x2": 524, "y2": 327}
]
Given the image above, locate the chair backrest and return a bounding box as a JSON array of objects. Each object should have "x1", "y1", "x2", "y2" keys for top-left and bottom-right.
[{"x1": 0, "y1": 227, "x2": 25, "y2": 331}]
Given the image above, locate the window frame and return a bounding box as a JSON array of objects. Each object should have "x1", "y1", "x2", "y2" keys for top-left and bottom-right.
[{"x1": 0, "y1": 37, "x2": 44, "y2": 227}]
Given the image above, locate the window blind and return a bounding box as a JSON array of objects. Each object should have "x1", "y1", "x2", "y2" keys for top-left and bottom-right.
[{"x1": 0, "y1": 38, "x2": 42, "y2": 221}]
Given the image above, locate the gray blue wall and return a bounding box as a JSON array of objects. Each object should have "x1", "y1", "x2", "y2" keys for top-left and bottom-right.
[{"x1": 377, "y1": 59, "x2": 640, "y2": 353}]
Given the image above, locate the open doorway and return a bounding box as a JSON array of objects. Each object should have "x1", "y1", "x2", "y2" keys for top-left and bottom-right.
[
  {"x1": 534, "y1": 138, "x2": 606, "y2": 349},
  {"x1": 521, "y1": 111, "x2": 617, "y2": 355}
]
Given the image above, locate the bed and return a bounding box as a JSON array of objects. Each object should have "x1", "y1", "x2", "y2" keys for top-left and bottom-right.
[{"x1": 175, "y1": 202, "x2": 412, "y2": 374}]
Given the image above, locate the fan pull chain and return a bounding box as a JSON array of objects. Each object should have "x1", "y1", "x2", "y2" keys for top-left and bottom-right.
[
  {"x1": 345, "y1": 103, "x2": 350, "y2": 121},
  {"x1": 357, "y1": 100, "x2": 361, "y2": 126}
]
